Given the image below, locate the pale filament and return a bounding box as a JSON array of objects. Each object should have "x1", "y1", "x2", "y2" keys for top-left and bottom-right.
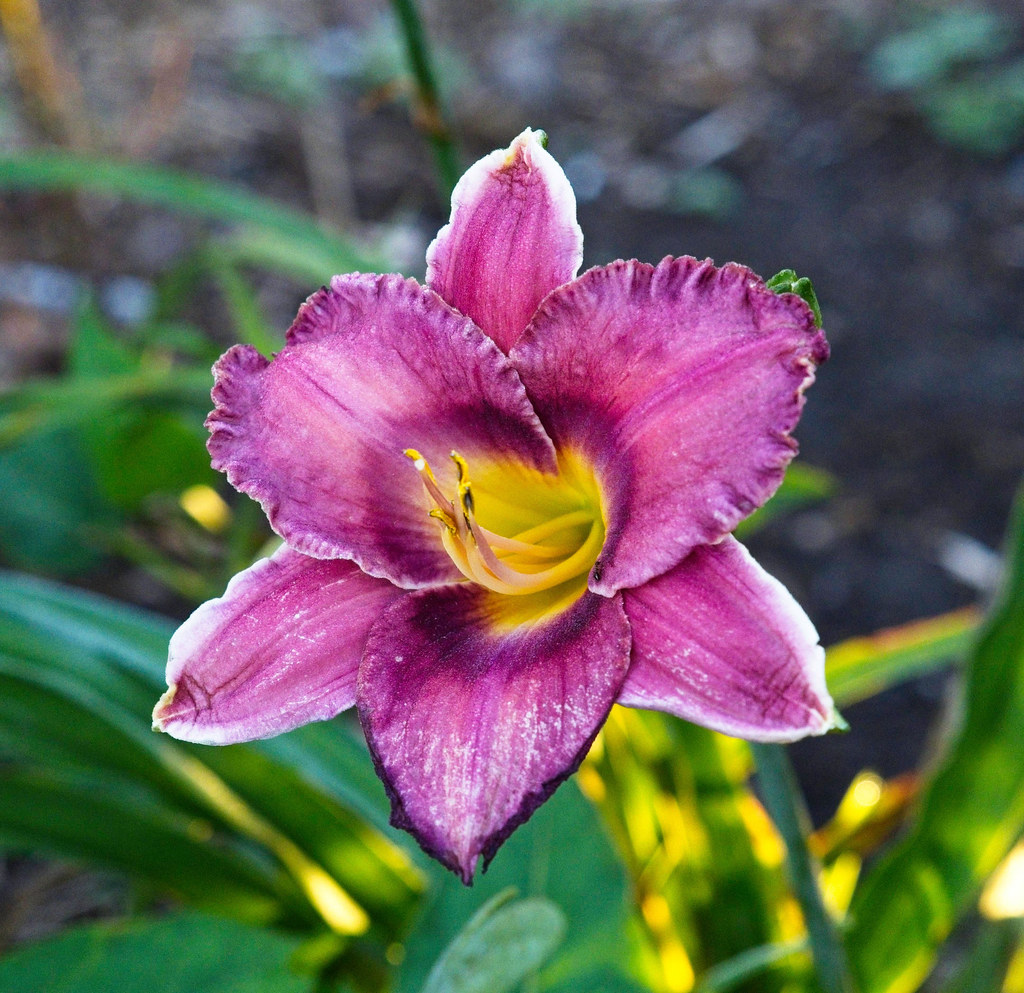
[{"x1": 404, "y1": 449, "x2": 600, "y2": 596}]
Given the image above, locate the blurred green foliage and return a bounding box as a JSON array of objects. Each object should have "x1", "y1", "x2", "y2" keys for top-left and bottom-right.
[
  {"x1": 847, "y1": 486, "x2": 1024, "y2": 993},
  {"x1": 0, "y1": 912, "x2": 311, "y2": 993},
  {"x1": 866, "y1": 4, "x2": 1024, "y2": 157},
  {"x1": 0, "y1": 149, "x2": 386, "y2": 596},
  {"x1": 867, "y1": 7, "x2": 1011, "y2": 91}
]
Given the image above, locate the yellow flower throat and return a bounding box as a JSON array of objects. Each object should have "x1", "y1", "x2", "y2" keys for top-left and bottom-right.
[{"x1": 405, "y1": 448, "x2": 605, "y2": 599}]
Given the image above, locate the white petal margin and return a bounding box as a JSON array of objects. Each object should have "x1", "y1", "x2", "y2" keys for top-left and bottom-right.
[
  {"x1": 618, "y1": 536, "x2": 836, "y2": 742},
  {"x1": 426, "y1": 127, "x2": 584, "y2": 353},
  {"x1": 154, "y1": 546, "x2": 402, "y2": 744}
]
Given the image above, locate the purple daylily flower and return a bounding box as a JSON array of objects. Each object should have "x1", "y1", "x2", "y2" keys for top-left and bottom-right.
[{"x1": 154, "y1": 129, "x2": 837, "y2": 883}]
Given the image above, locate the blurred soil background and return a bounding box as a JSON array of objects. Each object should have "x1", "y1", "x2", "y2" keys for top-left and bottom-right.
[{"x1": 1, "y1": 0, "x2": 1023, "y2": 955}]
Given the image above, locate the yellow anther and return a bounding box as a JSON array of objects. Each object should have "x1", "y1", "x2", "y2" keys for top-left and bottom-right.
[
  {"x1": 405, "y1": 448, "x2": 450, "y2": 511},
  {"x1": 448, "y1": 451, "x2": 476, "y2": 519},
  {"x1": 404, "y1": 448, "x2": 432, "y2": 478},
  {"x1": 428, "y1": 507, "x2": 457, "y2": 534}
]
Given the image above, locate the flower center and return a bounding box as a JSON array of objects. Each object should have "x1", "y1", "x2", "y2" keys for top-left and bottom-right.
[{"x1": 405, "y1": 447, "x2": 605, "y2": 598}]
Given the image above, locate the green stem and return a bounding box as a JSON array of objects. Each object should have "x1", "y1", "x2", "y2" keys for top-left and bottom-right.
[
  {"x1": 389, "y1": 0, "x2": 460, "y2": 201},
  {"x1": 750, "y1": 743, "x2": 856, "y2": 993},
  {"x1": 203, "y1": 249, "x2": 279, "y2": 357}
]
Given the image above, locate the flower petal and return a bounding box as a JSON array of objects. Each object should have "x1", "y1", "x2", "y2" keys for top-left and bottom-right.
[
  {"x1": 426, "y1": 128, "x2": 583, "y2": 353},
  {"x1": 357, "y1": 584, "x2": 631, "y2": 882},
  {"x1": 153, "y1": 546, "x2": 403, "y2": 744},
  {"x1": 618, "y1": 536, "x2": 835, "y2": 742},
  {"x1": 511, "y1": 256, "x2": 829, "y2": 595},
  {"x1": 207, "y1": 273, "x2": 557, "y2": 588}
]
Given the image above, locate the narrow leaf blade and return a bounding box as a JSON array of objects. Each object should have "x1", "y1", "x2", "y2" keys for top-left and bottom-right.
[{"x1": 846, "y1": 484, "x2": 1024, "y2": 993}]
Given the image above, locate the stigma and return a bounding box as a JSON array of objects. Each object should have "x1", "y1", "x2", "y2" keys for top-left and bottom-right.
[{"x1": 404, "y1": 448, "x2": 604, "y2": 596}]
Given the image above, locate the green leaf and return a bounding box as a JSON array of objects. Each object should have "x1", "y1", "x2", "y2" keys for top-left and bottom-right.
[
  {"x1": 0, "y1": 366, "x2": 213, "y2": 444},
  {"x1": 0, "y1": 766, "x2": 298, "y2": 927},
  {"x1": 201, "y1": 248, "x2": 279, "y2": 355},
  {"x1": 67, "y1": 296, "x2": 136, "y2": 378},
  {"x1": 259, "y1": 719, "x2": 395, "y2": 832},
  {"x1": 419, "y1": 890, "x2": 566, "y2": 993},
  {"x1": 58, "y1": 297, "x2": 217, "y2": 510},
  {"x1": 0, "y1": 152, "x2": 381, "y2": 276},
  {"x1": 0, "y1": 633, "x2": 317, "y2": 927},
  {"x1": 0, "y1": 430, "x2": 111, "y2": 573},
  {"x1": 218, "y1": 227, "x2": 382, "y2": 287},
  {"x1": 231, "y1": 34, "x2": 327, "y2": 109},
  {"x1": 0, "y1": 567, "x2": 174, "y2": 670},
  {"x1": 825, "y1": 607, "x2": 979, "y2": 708},
  {"x1": 846, "y1": 483, "x2": 1024, "y2": 993},
  {"x1": 668, "y1": 721, "x2": 796, "y2": 990},
  {"x1": 750, "y1": 743, "x2": 854, "y2": 993},
  {"x1": 192, "y1": 743, "x2": 424, "y2": 933},
  {"x1": 2, "y1": 294, "x2": 211, "y2": 448},
  {"x1": 694, "y1": 939, "x2": 808, "y2": 993},
  {"x1": 919, "y1": 59, "x2": 1024, "y2": 158},
  {"x1": 0, "y1": 911, "x2": 310, "y2": 993},
  {"x1": 582, "y1": 709, "x2": 798, "y2": 993},
  {"x1": 136, "y1": 320, "x2": 222, "y2": 363},
  {"x1": 669, "y1": 168, "x2": 744, "y2": 221},
  {"x1": 557, "y1": 710, "x2": 797, "y2": 993},
  {"x1": 866, "y1": 8, "x2": 1011, "y2": 92},
  {"x1": 90, "y1": 409, "x2": 214, "y2": 511},
  {"x1": 734, "y1": 462, "x2": 835, "y2": 538}
]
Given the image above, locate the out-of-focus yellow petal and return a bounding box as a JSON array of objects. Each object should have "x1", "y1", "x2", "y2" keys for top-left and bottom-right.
[
  {"x1": 180, "y1": 484, "x2": 231, "y2": 532},
  {"x1": 980, "y1": 841, "x2": 1024, "y2": 920}
]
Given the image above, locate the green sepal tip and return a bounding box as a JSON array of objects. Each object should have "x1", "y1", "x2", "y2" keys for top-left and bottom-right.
[
  {"x1": 766, "y1": 268, "x2": 823, "y2": 328},
  {"x1": 829, "y1": 707, "x2": 851, "y2": 734}
]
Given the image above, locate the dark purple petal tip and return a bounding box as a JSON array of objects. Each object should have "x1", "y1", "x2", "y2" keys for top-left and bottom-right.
[{"x1": 357, "y1": 583, "x2": 631, "y2": 882}]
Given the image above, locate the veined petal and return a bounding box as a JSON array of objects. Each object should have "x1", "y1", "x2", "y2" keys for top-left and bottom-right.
[
  {"x1": 426, "y1": 128, "x2": 583, "y2": 353},
  {"x1": 511, "y1": 256, "x2": 829, "y2": 595},
  {"x1": 358, "y1": 583, "x2": 631, "y2": 882},
  {"x1": 618, "y1": 536, "x2": 835, "y2": 742},
  {"x1": 207, "y1": 273, "x2": 557, "y2": 588},
  {"x1": 154, "y1": 546, "x2": 403, "y2": 744}
]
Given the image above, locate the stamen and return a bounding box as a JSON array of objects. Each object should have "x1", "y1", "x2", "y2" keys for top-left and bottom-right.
[
  {"x1": 428, "y1": 507, "x2": 458, "y2": 534},
  {"x1": 405, "y1": 448, "x2": 603, "y2": 596},
  {"x1": 404, "y1": 449, "x2": 451, "y2": 510}
]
